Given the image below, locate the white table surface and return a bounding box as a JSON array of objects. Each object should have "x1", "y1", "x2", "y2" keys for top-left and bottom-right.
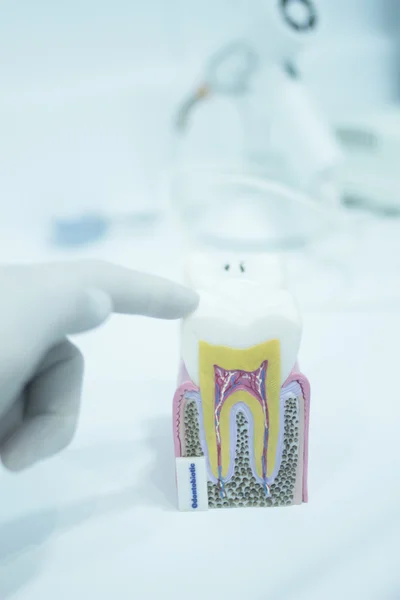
[{"x1": 0, "y1": 224, "x2": 399, "y2": 600}]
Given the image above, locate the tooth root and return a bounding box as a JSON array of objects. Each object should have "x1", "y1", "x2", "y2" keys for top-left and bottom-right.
[
  {"x1": 199, "y1": 339, "x2": 281, "y2": 483},
  {"x1": 220, "y1": 394, "x2": 265, "y2": 479}
]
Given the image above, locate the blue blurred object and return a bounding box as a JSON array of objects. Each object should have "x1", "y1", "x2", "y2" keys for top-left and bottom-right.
[
  {"x1": 51, "y1": 212, "x2": 159, "y2": 247},
  {"x1": 52, "y1": 214, "x2": 110, "y2": 247}
]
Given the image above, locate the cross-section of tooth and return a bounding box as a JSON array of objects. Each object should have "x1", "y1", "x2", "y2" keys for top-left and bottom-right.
[
  {"x1": 173, "y1": 252, "x2": 310, "y2": 510},
  {"x1": 199, "y1": 339, "x2": 281, "y2": 486},
  {"x1": 181, "y1": 285, "x2": 301, "y2": 388}
]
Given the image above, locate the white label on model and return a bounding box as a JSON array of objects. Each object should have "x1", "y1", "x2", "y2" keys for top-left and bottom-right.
[{"x1": 176, "y1": 457, "x2": 209, "y2": 511}]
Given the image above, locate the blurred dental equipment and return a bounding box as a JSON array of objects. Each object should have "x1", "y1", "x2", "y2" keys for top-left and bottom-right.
[
  {"x1": 336, "y1": 110, "x2": 400, "y2": 218},
  {"x1": 174, "y1": 0, "x2": 343, "y2": 205},
  {"x1": 175, "y1": 42, "x2": 259, "y2": 131}
]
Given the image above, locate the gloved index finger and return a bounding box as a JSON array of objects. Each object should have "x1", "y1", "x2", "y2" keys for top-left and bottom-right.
[{"x1": 66, "y1": 260, "x2": 199, "y2": 320}]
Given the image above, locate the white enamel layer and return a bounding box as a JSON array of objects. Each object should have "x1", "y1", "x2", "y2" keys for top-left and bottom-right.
[{"x1": 181, "y1": 253, "x2": 302, "y2": 387}]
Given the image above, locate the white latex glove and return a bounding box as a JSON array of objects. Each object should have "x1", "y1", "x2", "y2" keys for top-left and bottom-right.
[{"x1": 0, "y1": 260, "x2": 198, "y2": 472}]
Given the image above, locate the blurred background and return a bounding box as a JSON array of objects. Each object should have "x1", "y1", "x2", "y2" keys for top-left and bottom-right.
[
  {"x1": 2, "y1": 0, "x2": 400, "y2": 311},
  {"x1": 2, "y1": 0, "x2": 400, "y2": 313}
]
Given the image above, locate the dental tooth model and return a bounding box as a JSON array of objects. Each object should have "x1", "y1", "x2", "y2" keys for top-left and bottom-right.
[{"x1": 173, "y1": 253, "x2": 310, "y2": 511}]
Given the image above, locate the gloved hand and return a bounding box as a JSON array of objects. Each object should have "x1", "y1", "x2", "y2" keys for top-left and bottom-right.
[{"x1": 0, "y1": 260, "x2": 198, "y2": 472}]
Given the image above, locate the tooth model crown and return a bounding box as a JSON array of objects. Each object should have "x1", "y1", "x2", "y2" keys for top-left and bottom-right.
[{"x1": 173, "y1": 253, "x2": 310, "y2": 510}]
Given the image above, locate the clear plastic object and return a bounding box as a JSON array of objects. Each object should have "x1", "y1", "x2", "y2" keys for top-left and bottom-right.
[
  {"x1": 169, "y1": 165, "x2": 400, "y2": 312},
  {"x1": 168, "y1": 164, "x2": 340, "y2": 253},
  {"x1": 167, "y1": 164, "x2": 361, "y2": 312}
]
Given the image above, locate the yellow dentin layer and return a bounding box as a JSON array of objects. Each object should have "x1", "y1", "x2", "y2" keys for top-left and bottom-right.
[{"x1": 199, "y1": 339, "x2": 281, "y2": 481}]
